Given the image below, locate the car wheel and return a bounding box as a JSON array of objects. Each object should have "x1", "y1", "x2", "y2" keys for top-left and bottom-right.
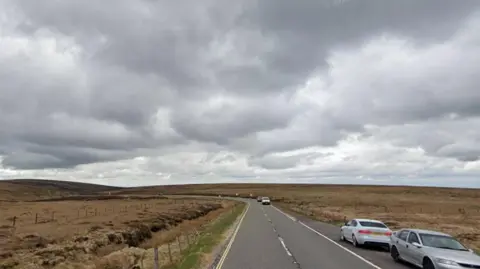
[
  {"x1": 422, "y1": 258, "x2": 435, "y2": 269},
  {"x1": 390, "y1": 246, "x2": 400, "y2": 262},
  {"x1": 352, "y1": 235, "x2": 360, "y2": 247}
]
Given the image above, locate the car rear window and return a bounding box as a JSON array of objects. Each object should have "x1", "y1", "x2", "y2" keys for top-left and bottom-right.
[
  {"x1": 359, "y1": 221, "x2": 387, "y2": 228},
  {"x1": 398, "y1": 230, "x2": 409, "y2": 241}
]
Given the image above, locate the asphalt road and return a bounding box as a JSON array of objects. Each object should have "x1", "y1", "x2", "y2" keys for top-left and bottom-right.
[{"x1": 218, "y1": 199, "x2": 414, "y2": 269}]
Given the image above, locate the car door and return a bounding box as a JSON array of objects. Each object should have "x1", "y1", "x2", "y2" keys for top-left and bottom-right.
[
  {"x1": 349, "y1": 220, "x2": 358, "y2": 240},
  {"x1": 405, "y1": 232, "x2": 423, "y2": 266},
  {"x1": 395, "y1": 230, "x2": 411, "y2": 261},
  {"x1": 342, "y1": 220, "x2": 352, "y2": 240}
]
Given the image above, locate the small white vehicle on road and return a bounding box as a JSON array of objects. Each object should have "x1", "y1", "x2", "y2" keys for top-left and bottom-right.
[
  {"x1": 340, "y1": 218, "x2": 392, "y2": 250},
  {"x1": 390, "y1": 228, "x2": 480, "y2": 269},
  {"x1": 261, "y1": 197, "x2": 271, "y2": 205}
]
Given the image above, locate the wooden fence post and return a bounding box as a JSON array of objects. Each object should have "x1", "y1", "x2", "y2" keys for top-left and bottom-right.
[
  {"x1": 35, "y1": 213, "x2": 38, "y2": 224},
  {"x1": 12, "y1": 216, "x2": 16, "y2": 227},
  {"x1": 177, "y1": 236, "x2": 182, "y2": 251},
  {"x1": 153, "y1": 247, "x2": 159, "y2": 269},
  {"x1": 168, "y1": 241, "x2": 173, "y2": 263}
]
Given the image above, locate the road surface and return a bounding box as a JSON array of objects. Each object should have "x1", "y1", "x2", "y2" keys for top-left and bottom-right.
[{"x1": 218, "y1": 199, "x2": 413, "y2": 269}]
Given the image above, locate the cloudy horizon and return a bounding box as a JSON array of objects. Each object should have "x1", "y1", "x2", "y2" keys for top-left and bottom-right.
[{"x1": 1, "y1": 0, "x2": 480, "y2": 188}]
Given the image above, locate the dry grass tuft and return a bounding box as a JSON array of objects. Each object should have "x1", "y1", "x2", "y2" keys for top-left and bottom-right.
[{"x1": 93, "y1": 247, "x2": 145, "y2": 269}]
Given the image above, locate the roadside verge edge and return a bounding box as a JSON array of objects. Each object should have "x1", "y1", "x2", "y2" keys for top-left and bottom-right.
[{"x1": 207, "y1": 202, "x2": 250, "y2": 269}]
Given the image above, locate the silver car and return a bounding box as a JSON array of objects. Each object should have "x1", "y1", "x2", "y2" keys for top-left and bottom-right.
[{"x1": 390, "y1": 228, "x2": 480, "y2": 269}]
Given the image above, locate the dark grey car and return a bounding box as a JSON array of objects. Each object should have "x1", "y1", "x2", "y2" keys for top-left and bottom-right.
[{"x1": 390, "y1": 228, "x2": 480, "y2": 269}]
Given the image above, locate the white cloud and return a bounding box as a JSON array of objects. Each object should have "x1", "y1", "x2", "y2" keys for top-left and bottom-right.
[{"x1": 1, "y1": 1, "x2": 480, "y2": 188}]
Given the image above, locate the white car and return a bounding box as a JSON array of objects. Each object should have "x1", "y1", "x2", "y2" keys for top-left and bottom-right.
[
  {"x1": 340, "y1": 218, "x2": 392, "y2": 250},
  {"x1": 261, "y1": 197, "x2": 271, "y2": 205}
]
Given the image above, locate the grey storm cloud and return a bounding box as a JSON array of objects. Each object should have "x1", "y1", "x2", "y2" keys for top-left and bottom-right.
[
  {"x1": 170, "y1": 94, "x2": 300, "y2": 145},
  {"x1": 1, "y1": 0, "x2": 480, "y2": 171}
]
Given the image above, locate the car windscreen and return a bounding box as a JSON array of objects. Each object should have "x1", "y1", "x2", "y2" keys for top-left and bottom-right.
[
  {"x1": 262, "y1": 197, "x2": 269, "y2": 200},
  {"x1": 419, "y1": 234, "x2": 468, "y2": 251},
  {"x1": 359, "y1": 221, "x2": 387, "y2": 228}
]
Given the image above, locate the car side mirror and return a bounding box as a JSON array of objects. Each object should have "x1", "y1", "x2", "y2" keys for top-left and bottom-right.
[
  {"x1": 468, "y1": 249, "x2": 474, "y2": 253},
  {"x1": 412, "y1": 242, "x2": 422, "y2": 248}
]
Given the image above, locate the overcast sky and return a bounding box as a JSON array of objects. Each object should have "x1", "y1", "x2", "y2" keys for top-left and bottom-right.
[{"x1": 1, "y1": 0, "x2": 480, "y2": 188}]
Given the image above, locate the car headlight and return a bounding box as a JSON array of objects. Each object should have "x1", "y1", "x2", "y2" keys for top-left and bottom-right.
[{"x1": 435, "y1": 258, "x2": 460, "y2": 266}]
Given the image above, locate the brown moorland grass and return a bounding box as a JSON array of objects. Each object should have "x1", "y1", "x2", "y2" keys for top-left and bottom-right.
[
  {"x1": 0, "y1": 195, "x2": 236, "y2": 269},
  {"x1": 115, "y1": 183, "x2": 480, "y2": 252}
]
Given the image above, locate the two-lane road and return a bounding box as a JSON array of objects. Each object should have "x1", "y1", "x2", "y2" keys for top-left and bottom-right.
[
  {"x1": 217, "y1": 200, "x2": 299, "y2": 269},
  {"x1": 219, "y1": 200, "x2": 411, "y2": 269}
]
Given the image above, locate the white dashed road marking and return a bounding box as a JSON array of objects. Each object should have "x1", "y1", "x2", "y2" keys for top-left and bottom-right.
[{"x1": 278, "y1": 237, "x2": 293, "y2": 256}]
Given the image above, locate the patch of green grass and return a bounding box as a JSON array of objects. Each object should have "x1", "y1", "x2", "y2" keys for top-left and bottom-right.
[{"x1": 165, "y1": 203, "x2": 246, "y2": 269}]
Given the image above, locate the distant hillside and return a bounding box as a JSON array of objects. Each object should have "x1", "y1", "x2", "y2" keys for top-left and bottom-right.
[
  {"x1": 0, "y1": 179, "x2": 122, "y2": 201},
  {"x1": 3, "y1": 180, "x2": 478, "y2": 201},
  {"x1": 109, "y1": 183, "x2": 480, "y2": 199}
]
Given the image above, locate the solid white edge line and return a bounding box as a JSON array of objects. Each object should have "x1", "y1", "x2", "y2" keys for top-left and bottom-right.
[
  {"x1": 272, "y1": 205, "x2": 296, "y2": 221},
  {"x1": 297, "y1": 222, "x2": 382, "y2": 269},
  {"x1": 272, "y1": 205, "x2": 382, "y2": 269},
  {"x1": 216, "y1": 202, "x2": 250, "y2": 269}
]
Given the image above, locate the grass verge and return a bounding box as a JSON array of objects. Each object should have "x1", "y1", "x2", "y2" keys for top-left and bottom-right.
[{"x1": 165, "y1": 202, "x2": 246, "y2": 269}]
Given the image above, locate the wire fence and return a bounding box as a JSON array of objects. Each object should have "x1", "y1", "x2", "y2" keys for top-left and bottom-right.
[
  {"x1": 153, "y1": 230, "x2": 201, "y2": 269},
  {"x1": 1, "y1": 198, "x2": 196, "y2": 229},
  {"x1": 0, "y1": 199, "x2": 235, "y2": 269}
]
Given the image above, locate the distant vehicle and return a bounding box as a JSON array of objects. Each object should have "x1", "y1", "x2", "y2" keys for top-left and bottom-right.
[
  {"x1": 261, "y1": 197, "x2": 271, "y2": 205},
  {"x1": 390, "y1": 228, "x2": 480, "y2": 269},
  {"x1": 257, "y1": 196, "x2": 262, "y2": 202},
  {"x1": 340, "y1": 218, "x2": 392, "y2": 250}
]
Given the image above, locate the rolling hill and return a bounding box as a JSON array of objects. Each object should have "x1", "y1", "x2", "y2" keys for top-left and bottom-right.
[{"x1": 0, "y1": 179, "x2": 122, "y2": 201}]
